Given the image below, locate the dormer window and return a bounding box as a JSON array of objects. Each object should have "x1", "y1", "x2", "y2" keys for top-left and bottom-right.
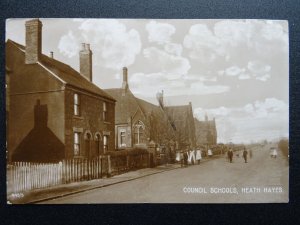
[{"x1": 74, "y1": 93, "x2": 80, "y2": 116}]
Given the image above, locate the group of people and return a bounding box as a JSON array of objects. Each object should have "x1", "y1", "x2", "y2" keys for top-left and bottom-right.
[
  {"x1": 175, "y1": 146, "x2": 253, "y2": 166},
  {"x1": 227, "y1": 148, "x2": 252, "y2": 163},
  {"x1": 176, "y1": 149, "x2": 203, "y2": 167}
]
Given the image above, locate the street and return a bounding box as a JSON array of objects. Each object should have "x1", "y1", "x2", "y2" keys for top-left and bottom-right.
[{"x1": 41, "y1": 144, "x2": 288, "y2": 203}]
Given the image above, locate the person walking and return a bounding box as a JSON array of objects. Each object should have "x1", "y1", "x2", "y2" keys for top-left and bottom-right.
[
  {"x1": 243, "y1": 148, "x2": 248, "y2": 163},
  {"x1": 180, "y1": 151, "x2": 184, "y2": 167},
  {"x1": 228, "y1": 148, "x2": 233, "y2": 163},
  {"x1": 183, "y1": 151, "x2": 188, "y2": 167}
]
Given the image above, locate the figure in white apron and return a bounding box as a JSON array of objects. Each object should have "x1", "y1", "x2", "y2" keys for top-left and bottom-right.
[
  {"x1": 208, "y1": 149, "x2": 213, "y2": 157},
  {"x1": 187, "y1": 150, "x2": 196, "y2": 165},
  {"x1": 196, "y1": 149, "x2": 202, "y2": 164}
]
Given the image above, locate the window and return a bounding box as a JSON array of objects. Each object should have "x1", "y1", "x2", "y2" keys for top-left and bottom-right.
[
  {"x1": 74, "y1": 132, "x2": 81, "y2": 156},
  {"x1": 120, "y1": 131, "x2": 126, "y2": 147},
  {"x1": 103, "y1": 135, "x2": 108, "y2": 152},
  {"x1": 103, "y1": 102, "x2": 107, "y2": 121},
  {"x1": 74, "y1": 93, "x2": 80, "y2": 116},
  {"x1": 133, "y1": 120, "x2": 145, "y2": 144}
]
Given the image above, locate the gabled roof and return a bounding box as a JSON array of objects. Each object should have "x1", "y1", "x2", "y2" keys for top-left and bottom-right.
[
  {"x1": 105, "y1": 87, "x2": 168, "y2": 125},
  {"x1": 165, "y1": 104, "x2": 191, "y2": 121},
  {"x1": 6, "y1": 39, "x2": 115, "y2": 102},
  {"x1": 105, "y1": 88, "x2": 142, "y2": 124},
  {"x1": 135, "y1": 97, "x2": 161, "y2": 116}
]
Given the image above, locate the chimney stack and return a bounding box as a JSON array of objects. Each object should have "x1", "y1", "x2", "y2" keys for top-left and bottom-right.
[
  {"x1": 122, "y1": 67, "x2": 129, "y2": 91},
  {"x1": 79, "y1": 43, "x2": 93, "y2": 82},
  {"x1": 25, "y1": 19, "x2": 42, "y2": 64}
]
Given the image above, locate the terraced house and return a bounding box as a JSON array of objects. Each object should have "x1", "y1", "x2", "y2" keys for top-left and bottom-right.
[{"x1": 6, "y1": 19, "x2": 115, "y2": 163}]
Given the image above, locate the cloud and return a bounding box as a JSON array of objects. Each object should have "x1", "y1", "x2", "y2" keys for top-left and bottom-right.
[
  {"x1": 247, "y1": 60, "x2": 271, "y2": 74},
  {"x1": 219, "y1": 61, "x2": 271, "y2": 81},
  {"x1": 58, "y1": 19, "x2": 142, "y2": 70},
  {"x1": 129, "y1": 72, "x2": 229, "y2": 98},
  {"x1": 183, "y1": 20, "x2": 288, "y2": 78},
  {"x1": 254, "y1": 98, "x2": 287, "y2": 114},
  {"x1": 143, "y1": 47, "x2": 191, "y2": 79},
  {"x1": 261, "y1": 21, "x2": 288, "y2": 42},
  {"x1": 183, "y1": 74, "x2": 217, "y2": 82},
  {"x1": 238, "y1": 74, "x2": 251, "y2": 80},
  {"x1": 190, "y1": 82, "x2": 230, "y2": 95},
  {"x1": 193, "y1": 97, "x2": 288, "y2": 143},
  {"x1": 243, "y1": 104, "x2": 254, "y2": 114},
  {"x1": 164, "y1": 43, "x2": 183, "y2": 56},
  {"x1": 145, "y1": 20, "x2": 176, "y2": 44},
  {"x1": 58, "y1": 31, "x2": 80, "y2": 58},
  {"x1": 225, "y1": 66, "x2": 246, "y2": 76},
  {"x1": 247, "y1": 60, "x2": 272, "y2": 81},
  {"x1": 256, "y1": 74, "x2": 270, "y2": 81},
  {"x1": 183, "y1": 24, "x2": 223, "y2": 63},
  {"x1": 214, "y1": 20, "x2": 255, "y2": 47}
]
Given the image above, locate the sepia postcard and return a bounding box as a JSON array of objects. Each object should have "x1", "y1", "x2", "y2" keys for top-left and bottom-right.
[{"x1": 5, "y1": 18, "x2": 289, "y2": 204}]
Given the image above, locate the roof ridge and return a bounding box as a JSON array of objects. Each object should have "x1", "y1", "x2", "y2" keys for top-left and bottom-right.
[{"x1": 7, "y1": 39, "x2": 115, "y2": 101}]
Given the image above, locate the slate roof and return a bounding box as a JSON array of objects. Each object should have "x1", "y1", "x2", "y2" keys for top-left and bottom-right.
[
  {"x1": 104, "y1": 88, "x2": 141, "y2": 124},
  {"x1": 165, "y1": 105, "x2": 191, "y2": 122},
  {"x1": 7, "y1": 39, "x2": 115, "y2": 101},
  {"x1": 135, "y1": 97, "x2": 161, "y2": 116},
  {"x1": 105, "y1": 87, "x2": 169, "y2": 125}
]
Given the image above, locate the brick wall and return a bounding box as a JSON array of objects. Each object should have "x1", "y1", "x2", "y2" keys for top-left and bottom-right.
[
  {"x1": 64, "y1": 87, "x2": 115, "y2": 159},
  {"x1": 7, "y1": 42, "x2": 65, "y2": 162}
]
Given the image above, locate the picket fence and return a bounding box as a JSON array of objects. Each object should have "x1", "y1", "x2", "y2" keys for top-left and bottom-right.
[
  {"x1": 7, "y1": 153, "x2": 150, "y2": 194},
  {"x1": 7, "y1": 156, "x2": 109, "y2": 193}
]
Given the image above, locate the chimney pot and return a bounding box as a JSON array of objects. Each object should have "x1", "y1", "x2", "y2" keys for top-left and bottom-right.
[
  {"x1": 123, "y1": 67, "x2": 128, "y2": 82},
  {"x1": 122, "y1": 67, "x2": 129, "y2": 93},
  {"x1": 81, "y1": 43, "x2": 86, "y2": 50},
  {"x1": 49, "y1": 51, "x2": 53, "y2": 58},
  {"x1": 86, "y1": 43, "x2": 90, "y2": 50}
]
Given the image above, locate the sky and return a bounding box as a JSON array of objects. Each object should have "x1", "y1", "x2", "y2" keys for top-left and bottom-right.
[{"x1": 6, "y1": 18, "x2": 289, "y2": 144}]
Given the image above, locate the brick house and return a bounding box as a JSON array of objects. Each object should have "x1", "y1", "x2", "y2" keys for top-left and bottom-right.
[
  {"x1": 194, "y1": 114, "x2": 217, "y2": 146},
  {"x1": 105, "y1": 68, "x2": 176, "y2": 150},
  {"x1": 6, "y1": 19, "x2": 115, "y2": 163}
]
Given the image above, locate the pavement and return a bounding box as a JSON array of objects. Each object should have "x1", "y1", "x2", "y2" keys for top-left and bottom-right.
[
  {"x1": 7, "y1": 155, "x2": 219, "y2": 204},
  {"x1": 37, "y1": 144, "x2": 288, "y2": 204}
]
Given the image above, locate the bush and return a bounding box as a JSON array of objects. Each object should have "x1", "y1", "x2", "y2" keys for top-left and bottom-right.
[{"x1": 105, "y1": 148, "x2": 149, "y2": 157}]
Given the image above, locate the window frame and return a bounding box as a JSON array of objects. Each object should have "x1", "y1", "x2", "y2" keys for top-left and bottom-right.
[
  {"x1": 103, "y1": 101, "x2": 107, "y2": 121},
  {"x1": 103, "y1": 135, "x2": 108, "y2": 152},
  {"x1": 133, "y1": 120, "x2": 145, "y2": 145},
  {"x1": 120, "y1": 131, "x2": 126, "y2": 147},
  {"x1": 74, "y1": 132, "x2": 81, "y2": 156},
  {"x1": 74, "y1": 93, "x2": 80, "y2": 116}
]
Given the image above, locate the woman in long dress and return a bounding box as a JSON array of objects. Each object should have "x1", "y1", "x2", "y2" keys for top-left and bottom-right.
[
  {"x1": 196, "y1": 149, "x2": 202, "y2": 164},
  {"x1": 208, "y1": 149, "x2": 213, "y2": 157}
]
